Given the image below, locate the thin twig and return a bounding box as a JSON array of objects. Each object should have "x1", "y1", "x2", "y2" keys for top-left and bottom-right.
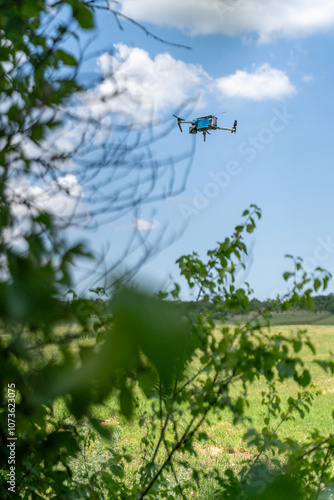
[{"x1": 94, "y1": 6, "x2": 192, "y2": 50}]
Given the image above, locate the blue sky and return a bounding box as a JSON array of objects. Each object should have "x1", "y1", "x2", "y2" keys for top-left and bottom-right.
[{"x1": 68, "y1": 1, "x2": 334, "y2": 300}]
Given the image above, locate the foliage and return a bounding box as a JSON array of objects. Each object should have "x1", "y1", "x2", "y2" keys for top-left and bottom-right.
[
  {"x1": 138, "y1": 205, "x2": 334, "y2": 499},
  {"x1": 178, "y1": 291, "x2": 334, "y2": 320},
  {"x1": 2, "y1": 190, "x2": 334, "y2": 499},
  {"x1": 1, "y1": 1, "x2": 334, "y2": 499}
]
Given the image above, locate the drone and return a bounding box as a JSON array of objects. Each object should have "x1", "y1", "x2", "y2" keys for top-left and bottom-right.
[{"x1": 173, "y1": 114, "x2": 237, "y2": 142}]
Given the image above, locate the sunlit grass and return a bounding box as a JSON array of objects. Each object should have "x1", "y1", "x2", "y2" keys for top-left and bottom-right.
[
  {"x1": 9, "y1": 321, "x2": 332, "y2": 497},
  {"x1": 60, "y1": 323, "x2": 334, "y2": 497}
]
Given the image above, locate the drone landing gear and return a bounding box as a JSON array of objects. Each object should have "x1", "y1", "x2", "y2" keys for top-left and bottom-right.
[{"x1": 203, "y1": 131, "x2": 210, "y2": 142}]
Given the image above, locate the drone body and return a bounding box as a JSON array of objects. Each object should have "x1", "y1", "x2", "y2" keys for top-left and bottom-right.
[{"x1": 173, "y1": 114, "x2": 237, "y2": 142}]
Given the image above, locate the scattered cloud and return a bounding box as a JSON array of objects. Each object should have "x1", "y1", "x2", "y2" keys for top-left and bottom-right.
[
  {"x1": 133, "y1": 217, "x2": 161, "y2": 231},
  {"x1": 87, "y1": 45, "x2": 295, "y2": 121},
  {"x1": 120, "y1": 0, "x2": 334, "y2": 42},
  {"x1": 5, "y1": 174, "x2": 83, "y2": 251},
  {"x1": 88, "y1": 44, "x2": 210, "y2": 121},
  {"x1": 111, "y1": 223, "x2": 129, "y2": 233},
  {"x1": 302, "y1": 74, "x2": 315, "y2": 82},
  {"x1": 8, "y1": 174, "x2": 83, "y2": 220},
  {"x1": 216, "y1": 64, "x2": 296, "y2": 101}
]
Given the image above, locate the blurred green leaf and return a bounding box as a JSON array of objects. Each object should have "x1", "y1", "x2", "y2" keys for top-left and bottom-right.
[
  {"x1": 73, "y1": 3, "x2": 95, "y2": 29},
  {"x1": 55, "y1": 49, "x2": 78, "y2": 66},
  {"x1": 109, "y1": 287, "x2": 196, "y2": 389}
]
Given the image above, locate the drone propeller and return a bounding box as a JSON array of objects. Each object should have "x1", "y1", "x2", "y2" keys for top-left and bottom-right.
[{"x1": 173, "y1": 114, "x2": 185, "y2": 132}]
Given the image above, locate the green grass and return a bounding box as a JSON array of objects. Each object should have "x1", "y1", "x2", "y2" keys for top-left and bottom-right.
[
  {"x1": 56, "y1": 323, "x2": 333, "y2": 497},
  {"x1": 12, "y1": 323, "x2": 334, "y2": 497},
  {"x1": 266, "y1": 311, "x2": 334, "y2": 326},
  {"x1": 230, "y1": 310, "x2": 334, "y2": 326}
]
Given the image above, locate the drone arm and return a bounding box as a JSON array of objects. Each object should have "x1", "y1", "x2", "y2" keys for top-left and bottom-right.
[
  {"x1": 175, "y1": 120, "x2": 196, "y2": 133},
  {"x1": 173, "y1": 115, "x2": 196, "y2": 133},
  {"x1": 216, "y1": 120, "x2": 237, "y2": 133},
  {"x1": 216, "y1": 126, "x2": 236, "y2": 133}
]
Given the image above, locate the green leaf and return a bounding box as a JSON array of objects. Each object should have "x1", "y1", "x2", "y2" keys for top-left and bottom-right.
[
  {"x1": 292, "y1": 339, "x2": 302, "y2": 353},
  {"x1": 305, "y1": 340, "x2": 316, "y2": 355},
  {"x1": 192, "y1": 470, "x2": 199, "y2": 482},
  {"x1": 120, "y1": 385, "x2": 133, "y2": 419},
  {"x1": 74, "y1": 4, "x2": 95, "y2": 30},
  {"x1": 89, "y1": 417, "x2": 111, "y2": 440},
  {"x1": 110, "y1": 464, "x2": 124, "y2": 479},
  {"x1": 21, "y1": 3, "x2": 43, "y2": 18},
  {"x1": 198, "y1": 432, "x2": 209, "y2": 441},
  {"x1": 306, "y1": 294, "x2": 314, "y2": 310},
  {"x1": 298, "y1": 369, "x2": 311, "y2": 387},
  {"x1": 110, "y1": 288, "x2": 196, "y2": 389},
  {"x1": 55, "y1": 49, "x2": 77, "y2": 66},
  {"x1": 33, "y1": 212, "x2": 52, "y2": 227},
  {"x1": 31, "y1": 123, "x2": 44, "y2": 141}
]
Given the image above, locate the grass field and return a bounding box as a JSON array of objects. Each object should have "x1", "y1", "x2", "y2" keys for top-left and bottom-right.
[
  {"x1": 230, "y1": 310, "x2": 334, "y2": 326},
  {"x1": 48, "y1": 321, "x2": 334, "y2": 498}
]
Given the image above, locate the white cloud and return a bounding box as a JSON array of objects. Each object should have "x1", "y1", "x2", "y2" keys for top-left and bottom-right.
[
  {"x1": 216, "y1": 64, "x2": 296, "y2": 100},
  {"x1": 4, "y1": 174, "x2": 83, "y2": 252},
  {"x1": 120, "y1": 0, "x2": 334, "y2": 42},
  {"x1": 302, "y1": 74, "x2": 315, "y2": 82},
  {"x1": 88, "y1": 44, "x2": 210, "y2": 121},
  {"x1": 87, "y1": 45, "x2": 295, "y2": 122},
  {"x1": 54, "y1": 174, "x2": 83, "y2": 198},
  {"x1": 8, "y1": 174, "x2": 83, "y2": 220},
  {"x1": 133, "y1": 217, "x2": 160, "y2": 231}
]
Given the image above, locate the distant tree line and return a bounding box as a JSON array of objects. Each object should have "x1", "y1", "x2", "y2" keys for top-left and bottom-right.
[
  {"x1": 173, "y1": 293, "x2": 334, "y2": 319},
  {"x1": 250, "y1": 294, "x2": 334, "y2": 314}
]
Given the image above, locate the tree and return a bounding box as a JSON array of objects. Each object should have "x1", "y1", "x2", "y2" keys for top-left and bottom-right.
[
  {"x1": 0, "y1": 0, "x2": 192, "y2": 496},
  {"x1": 0, "y1": 0, "x2": 194, "y2": 287},
  {"x1": 1, "y1": 2, "x2": 334, "y2": 499}
]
